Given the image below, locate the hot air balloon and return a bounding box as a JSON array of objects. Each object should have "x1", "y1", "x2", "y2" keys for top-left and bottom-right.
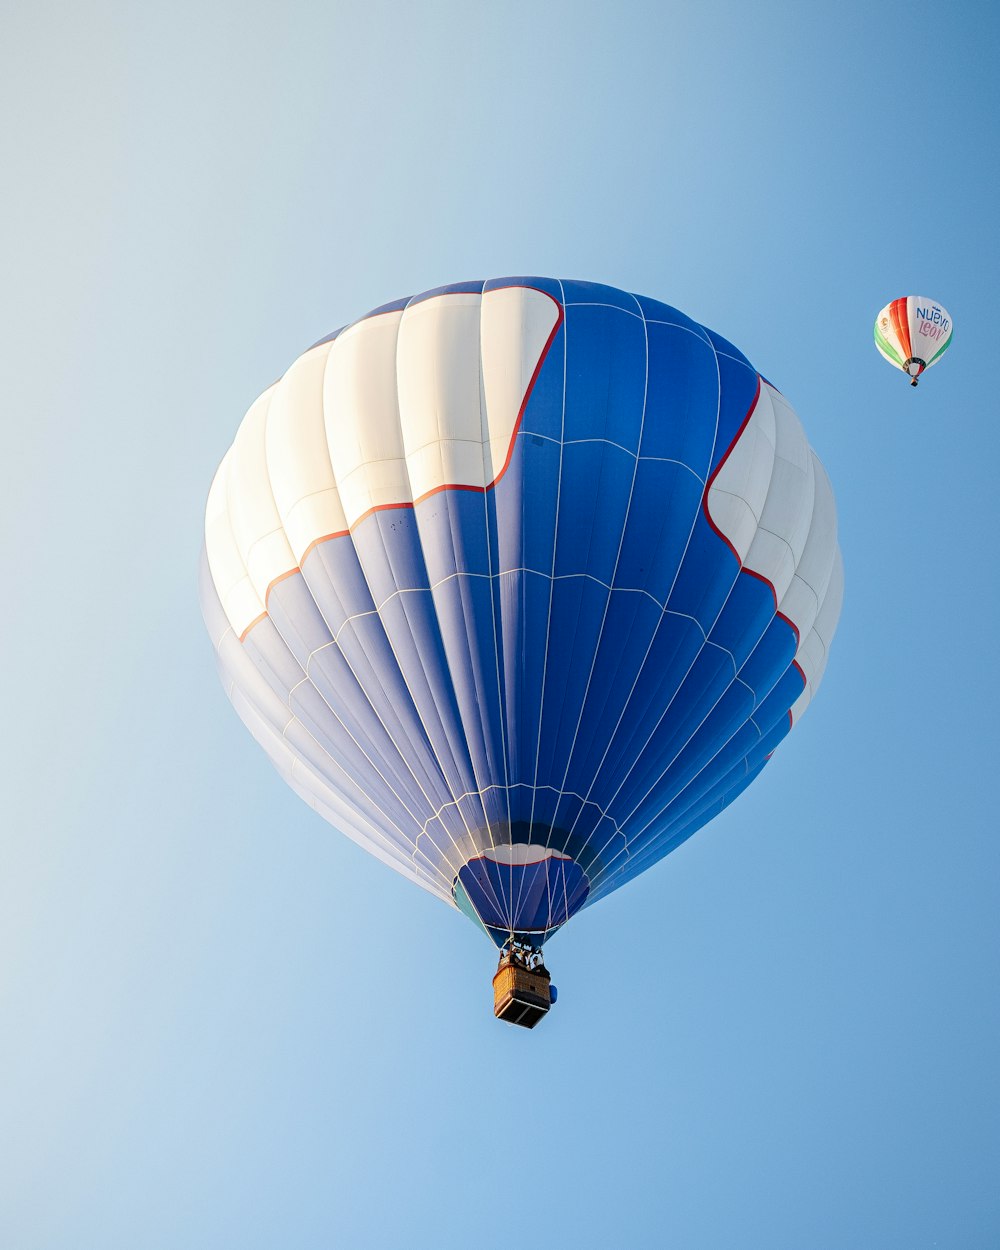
[
  {"x1": 874, "y1": 296, "x2": 953, "y2": 386},
  {"x1": 201, "y1": 278, "x2": 843, "y2": 1027}
]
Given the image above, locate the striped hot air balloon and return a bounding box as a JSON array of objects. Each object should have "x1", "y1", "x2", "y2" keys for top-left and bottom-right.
[
  {"x1": 874, "y1": 296, "x2": 953, "y2": 386},
  {"x1": 200, "y1": 278, "x2": 843, "y2": 1026}
]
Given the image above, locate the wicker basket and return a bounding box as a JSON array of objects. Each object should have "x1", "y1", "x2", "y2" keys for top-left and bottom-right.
[{"x1": 492, "y1": 960, "x2": 552, "y2": 1028}]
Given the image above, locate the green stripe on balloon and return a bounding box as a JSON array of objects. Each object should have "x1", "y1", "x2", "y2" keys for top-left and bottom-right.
[
  {"x1": 873, "y1": 326, "x2": 904, "y2": 366},
  {"x1": 927, "y1": 331, "x2": 953, "y2": 365}
]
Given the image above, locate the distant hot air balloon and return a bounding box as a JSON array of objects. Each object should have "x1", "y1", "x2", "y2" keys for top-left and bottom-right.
[
  {"x1": 874, "y1": 296, "x2": 953, "y2": 386},
  {"x1": 201, "y1": 278, "x2": 843, "y2": 1027}
]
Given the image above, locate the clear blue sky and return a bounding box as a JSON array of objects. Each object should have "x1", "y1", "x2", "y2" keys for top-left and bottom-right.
[{"x1": 3, "y1": 3, "x2": 998, "y2": 1247}]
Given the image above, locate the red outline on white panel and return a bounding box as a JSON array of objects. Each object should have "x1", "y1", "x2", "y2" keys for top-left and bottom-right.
[
  {"x1": 701, "y1": 375, "x2": 806, "y2": 714},
  {"x1": 239, "y1": 286, "x2": 565, "y2": 642},
  {"x1": 701, "y1": 374, "x2": 762, "y2": 565},
  {"x1": 788, "y1": 659, "x2": 807, "y2": 727}
]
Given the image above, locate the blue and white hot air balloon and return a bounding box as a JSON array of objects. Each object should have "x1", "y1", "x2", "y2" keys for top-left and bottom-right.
[{"x1": 200, "y1": 278, "x2": 843, "y2": 1026}]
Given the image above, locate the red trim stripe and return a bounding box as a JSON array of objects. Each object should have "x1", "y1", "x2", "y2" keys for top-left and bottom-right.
[
  {"x1": 242, "y1": 286, "x2": 565, "y2": 640},
  {"x1": 701, "y1": 374, "x2": 762, "y2": 564},
  {"x1": 742, "y1": 567, "x2": 801, "y2": 649},
  {"x1": 238, "y1": 610, "x2": 267, "y2": 642},
  {"x1": 701, "y1": 376, "x2": 808, "y2": 720},
  {"x1": 788, "y1": 659, "x2": 807, "y2": 726}
]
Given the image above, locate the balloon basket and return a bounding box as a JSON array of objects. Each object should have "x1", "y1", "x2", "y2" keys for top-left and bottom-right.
[{"x1": 492, "y1": 949, "x2": 552, "y2": 1029}]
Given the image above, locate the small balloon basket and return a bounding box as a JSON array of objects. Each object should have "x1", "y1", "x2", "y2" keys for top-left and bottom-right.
[{"x1": 492, "y1": 945, "x2": 553, "y2": 1029}]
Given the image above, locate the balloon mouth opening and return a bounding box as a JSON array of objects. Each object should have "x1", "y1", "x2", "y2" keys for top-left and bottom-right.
[
  {"x1": 904, "y1": 357, "x2": 926, "y2": 377},
  {"x1": 452, "y1": 843, "x2": 591, "y2": 949}
]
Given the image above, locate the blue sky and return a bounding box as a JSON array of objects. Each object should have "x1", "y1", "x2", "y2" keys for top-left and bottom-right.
[{"x1": 3, "y1": 3, "x2": 998, "y2": 1247}]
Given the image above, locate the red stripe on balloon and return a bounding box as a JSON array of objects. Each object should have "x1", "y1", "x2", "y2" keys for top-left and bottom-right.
[{"x1": 890, "y1": 297, "x2": 912, "y2": 360}]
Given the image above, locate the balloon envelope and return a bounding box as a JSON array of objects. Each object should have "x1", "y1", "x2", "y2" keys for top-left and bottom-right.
[
  {"x1": 201, "y1": 278, "x2": 843, "y2": 949},
  {"x1": 874, "y1": 296, "x2": 953, "y2": 383}
]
